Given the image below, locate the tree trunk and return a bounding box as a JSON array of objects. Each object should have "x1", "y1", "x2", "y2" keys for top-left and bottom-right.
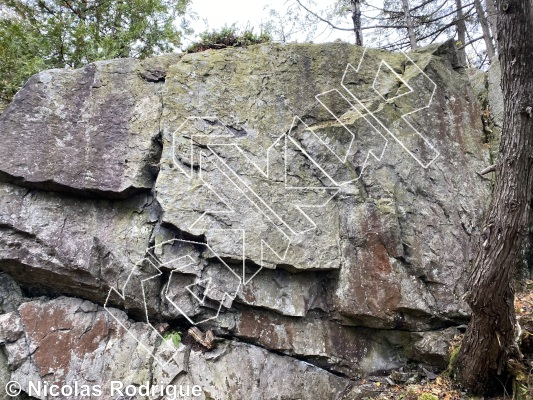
[
  {"x1": 401, "y1": 0, "x2": 417, "y2": 49},
  {"x1": 455, "y1": 0, "x2": 468, "y2": 65},
  {"x1": 351, "y1": 0, "x2": 363, "y2": 46},
  {"x1": 485, "y1": 0, "x2": 498, "y2": 44},
  {"x1": 456, "y1": 0, "x2": 533, "y2": 394},
  {"x1": 474, "y1": 0, "x2": 496, "y2": 60}
]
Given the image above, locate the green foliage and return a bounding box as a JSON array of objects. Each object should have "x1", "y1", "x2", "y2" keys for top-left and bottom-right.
[
  {"x1": 163, "y1": 330, "x2": 182, "y2": 348},
  {"x1": 417, "y1": 394, "x2": 438, "y2": 400},
  {"x1": 186, "y1": 24, "x2": 271, "y2": 53},
  {"x1": 0, "y1": 18, "x2": 47, "y2": 107},
  {"x1": 0, "y1": 0, "x2": 192, "y2": 105},
  {"x1": 445, "y1": 343, "x2": 461, "y2": 378}
]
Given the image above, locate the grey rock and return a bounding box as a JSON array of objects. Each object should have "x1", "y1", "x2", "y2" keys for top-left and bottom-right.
[
  {"x1": 236, "y1": 267, "x2": 325, "y2": 317},
  {"x1": 0, "y1": 57, "x2": 175, "y2": 197},
  {"x1": 0, "y1": 182, "x2": 156, "y2": 313},
  {"x1": 0, "y1": 273, "x2": 25, "y2": 314},
  {"x1": 155, "y1": 43, "x2": 489, "y2": 331},
  {"x1": 173, "y1": 340, "x2": 352, "y2": 400},
  {"x1": 0, "y1": 297, "x2": 188, "y2": 399},
  {"x1": 230, "y1": 307, "x2": 417, "y2": 376},
  {"x1": 0, "y1": 42, "x2": 492, "y2": 391},
  {"x1": 0, "y1": 349, "x2": 11, "y2": 400},
  {"x1": 411, "y1": 327, "x2": 459, "y2": 368},
  {"x1": 0, "y1": 296, "x2": 353, "y2": 400}
]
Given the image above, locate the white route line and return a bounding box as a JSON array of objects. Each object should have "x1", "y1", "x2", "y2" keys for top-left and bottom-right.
[
  {"x1": 105, "y1": 239, "x2": 240, "y2": 365},
  {"x1": 286, "y1": 115, "x2": 386, "y2": 187},
  {"x1": 105, "y1": 48, "x2": 441, "y2": 364},
  {"x1": 341, "y1": 50, "x2": 440, "y2": 168}
]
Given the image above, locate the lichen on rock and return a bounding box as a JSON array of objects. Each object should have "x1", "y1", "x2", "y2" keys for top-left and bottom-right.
[{"x1": 0, "y1": 41, "x2": 491, "y2": 398}]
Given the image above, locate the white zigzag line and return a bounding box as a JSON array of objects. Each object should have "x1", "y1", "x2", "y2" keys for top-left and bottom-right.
[
  {"x1": 166, "y1": 47, "x2": 439, "y2": 308},
  {"x1": 105, "y1": 48, "x2": 441, "y2": 364},
  {"x1": 104, "y1": 239, "x2": 241, "y2": 366},
  {"x1": 341, "y1": 50, "x2": 439, "y2": 169}
]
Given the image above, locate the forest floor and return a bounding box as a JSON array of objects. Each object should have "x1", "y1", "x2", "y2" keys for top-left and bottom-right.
[{"x1": 354, "y1": 281, "x2": 533, "y2": 400}]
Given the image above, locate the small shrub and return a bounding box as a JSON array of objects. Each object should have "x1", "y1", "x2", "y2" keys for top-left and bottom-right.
[
  {"x1": 163, "y1": 331, "x2": 182, "y2": 348},
  {"x1": 186, "y1": 24, "x2": 271, "y2": 53}
]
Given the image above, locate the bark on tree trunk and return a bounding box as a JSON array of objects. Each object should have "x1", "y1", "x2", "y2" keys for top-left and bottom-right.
[
  {"x1": 401, "y1": 0, "x2": 418, "y2": 49},
  {"x1": 474, "y1": 0, "x2": 496, "y2": 60},
  {"x1": 455, "y1": 0, "x2": 468, "y2": 65},
  {"x1": 351, "y1": 0, "x2": 363, "y2": 46},
  {"x1": 456, "y1": 0, "x2": 533, "y2": 394}
]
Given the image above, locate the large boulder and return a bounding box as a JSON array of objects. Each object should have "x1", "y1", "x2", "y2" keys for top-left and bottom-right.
[
  {"x1": 0, "y1": 42, "x2": 490, "y2": 397},
  {"x1": 156, "y1": 41, "x2": 489, "y2": 331}
]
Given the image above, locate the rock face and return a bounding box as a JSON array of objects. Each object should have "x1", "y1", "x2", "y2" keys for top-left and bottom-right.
[
  {"x1": 0, "y1": 42, "x2": 490, "y2": 398},
  {"x1": 0, "y1": 57, "x2": 171, "y2": 197},
  {"x1": 0, "y1": 294, "x2": 355, "y2": 400}
]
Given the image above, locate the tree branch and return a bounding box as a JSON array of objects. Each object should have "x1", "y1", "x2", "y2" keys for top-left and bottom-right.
[
  {"x1": 458, "y1": 35, "x2": 484, "y2": 49},
  {"x1": 479, "y1": 164, "x2": 496, "y2": 175},
  {"x1": 295, "y1": 0, "x2": 354, "y2": 31},
  {"x1": 414, "y1": 2, "x2": 475, "y2": 25},
  {"x1": 63, "y1": 1, "x2": 86, "y2": 21},
  {"x1": 362, "y1": 24, "x2": 408, "y2": 30}
]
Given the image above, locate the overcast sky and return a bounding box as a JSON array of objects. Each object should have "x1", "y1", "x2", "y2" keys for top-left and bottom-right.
[
  {"x1": 189, "y1": 0, "x2": 286, "y2": 31},
  {"x1": 185, "y1": 0, "x2": 357, "y2": 46}
]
